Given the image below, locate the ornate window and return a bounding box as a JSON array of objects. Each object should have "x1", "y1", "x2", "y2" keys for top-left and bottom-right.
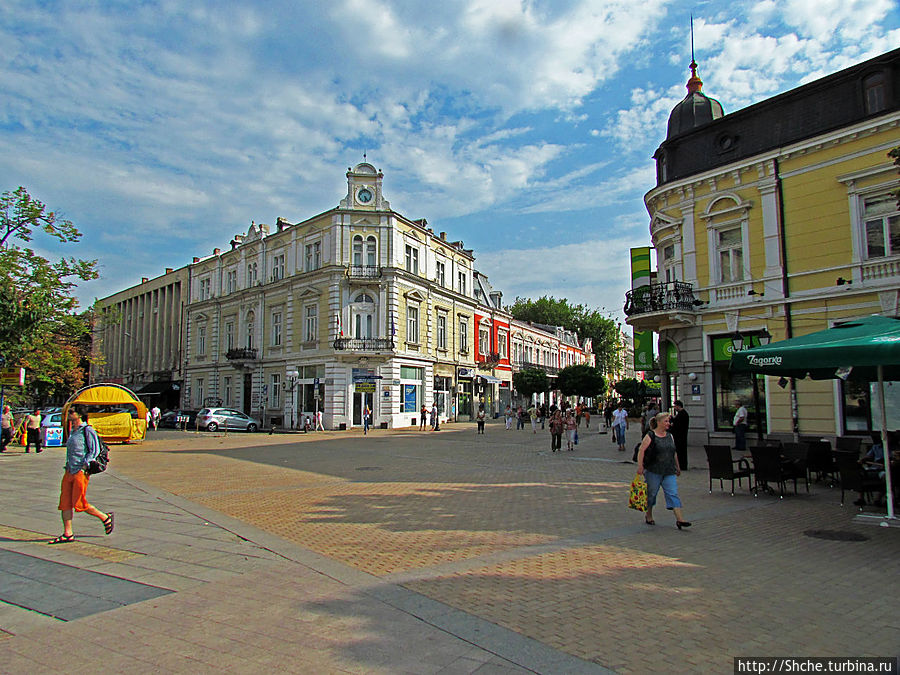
[
  {"x1": 716, "y1": 227, "x2": 744, "y2": 282},
  {"x1": 405, "y1": 245, "x2": 419, "y2": 274},
  {"x1": 437, "y1": 313, "x2": 447, "y2": 350},
  {"x1": 271, "y1": 311, "x2": 282, "y2": 346},
  {"x1": 407, "y1": 305, "x2": 419, "y2": 343},
  {"x1": 305, "y1": 305, "x2": 317, "y2": 342},
  {"x1": 863, "y1": 194, "x2": 900, "y2": 259}
]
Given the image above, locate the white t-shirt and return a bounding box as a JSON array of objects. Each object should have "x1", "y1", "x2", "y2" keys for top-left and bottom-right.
[
  {"x1": 612, "y1": 409, "x2": 628, "y2": 427},
  {"x1": 733, "y1": 406, "x2": 748, "y2": 426}
]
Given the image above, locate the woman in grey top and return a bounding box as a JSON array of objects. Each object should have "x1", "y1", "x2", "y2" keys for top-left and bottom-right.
[{"x1": 636, "y1": 412, "x2": 691, "y2": 529}]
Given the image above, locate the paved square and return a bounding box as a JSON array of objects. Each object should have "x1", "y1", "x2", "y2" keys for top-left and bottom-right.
[{"x1": 105, "y1": 423, "x2": 900, "y2": 672}]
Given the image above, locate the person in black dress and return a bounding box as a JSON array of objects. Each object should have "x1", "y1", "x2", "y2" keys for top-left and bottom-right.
[{"x1": 670, "y1": 400, "x2": 690, "y2": 470}]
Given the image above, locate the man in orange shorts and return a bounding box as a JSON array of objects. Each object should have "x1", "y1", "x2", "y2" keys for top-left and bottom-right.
[{"x1": 50, "y1": 407, "x2": 114, "y2": 544}]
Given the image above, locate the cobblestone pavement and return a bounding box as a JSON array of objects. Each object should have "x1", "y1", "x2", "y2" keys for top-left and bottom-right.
[{"x1": 2, "y1": 421, "x2": 898, "y2": 673}]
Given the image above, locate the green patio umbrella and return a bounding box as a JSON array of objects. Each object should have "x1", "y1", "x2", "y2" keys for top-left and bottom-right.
[{"x1": 730, "y1": 314, "x2": 900, "y2": 520}]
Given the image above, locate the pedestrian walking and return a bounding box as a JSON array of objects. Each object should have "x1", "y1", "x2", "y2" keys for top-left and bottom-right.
[
  {"x1": 420, "y1": 404, "x2": 428, "y2": 431},
  {"x1": 516, "y1": 406, "x2": 525, "y2": 430},
  {"x1": 604, "y1": 403, "x2": 613, "y2": 430},
  {"x1": 733, "y1": 402, "x2": 748, "y2": 451},
  {"x1": 612, "y1": 402, "x2": 629, "y2": 452},
  {"x1": 583, "y1": 408, "x2": 591, "y2": 429},
  {"x1": 50, "y1": 407, "x2": 115, "y2": 544},
  {"x1": 24, "y1": 409, "x2": 43, "y2": 453},
  {"x1": 528, "y1": 404, "x2": 538, "y2": 433},
  {"x1": 476, "y1": 405, "x2": 486, "y2": 434},
  {"x1": 363, "y1": 404, "x2": 371, "y2": 435},
  {"x1": 151, "y1": 405, "x2": 161, "y2": 430},
  {"x1": 549, "y1": 409, "x2": 563, "y2": 452},
  {"x1": 430, "y1": 402, "x2": 439, "y2": 431},
  {"x1": 564, "y1": 410, "x2": 577, "y2": 451},
  {"x1": 540, "y1": 403, "x2": 547, "y2": 429},
  {"x1": 671, "y1": 400, "x2": 690, "y2": 470},
  {"x1": 315, "y1": 409, "x2": 324, "y2": 431},
  {"x1": 1, "y1": 405, "x2": 13, "y2": 452},
  {"x1": 636, "y1": 412, "x2": 691, "y2": 529},
  {"x1": 505, "y1": 405, "x2": 513, "y2": 430}
]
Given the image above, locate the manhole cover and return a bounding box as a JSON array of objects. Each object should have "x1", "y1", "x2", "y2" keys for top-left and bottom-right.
[
  {"x1": 803, "y1": 529, "x2": 869, "y2": 541},
  {"x1": 355, "y1": 466, "x2": 382, "y2": 471}
]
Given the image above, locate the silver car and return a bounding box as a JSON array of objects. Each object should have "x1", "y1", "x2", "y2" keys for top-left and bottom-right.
[{"x1": 196, "y1": 408, "x2": 260, "y2": 432}]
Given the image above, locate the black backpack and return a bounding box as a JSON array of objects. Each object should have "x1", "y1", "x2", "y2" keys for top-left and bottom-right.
[{"x1": 82, "y1": 426, "x2": 110, "y2": 475}]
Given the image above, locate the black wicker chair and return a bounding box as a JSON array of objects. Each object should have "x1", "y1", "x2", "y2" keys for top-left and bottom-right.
[
  {"x1": 806, "y1": 440, "x2": 838, "y2": 485},
  {"x1": 834, "y1": 450, "x2": 883, "y2": 507},
  {"x1": 780, "y1": 442, "x2": 810, "y2": 493},
  {"x1": 704, "y1": 444, "x2": 753, "y2": 495},
  {"x1": 749, "y1": 446, "x2": 804, "y2": 498}
]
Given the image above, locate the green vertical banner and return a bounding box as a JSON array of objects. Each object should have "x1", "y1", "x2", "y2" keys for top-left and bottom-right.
[
  {"x1": 633, "y1": 331, "x2": 654, "y2": 371},
  {"x1": 631, "y1": 247, "x2": 654, "y2": 371},
  {"x1": 665, "y1": 341, "x2": 678, "y2": 372}
]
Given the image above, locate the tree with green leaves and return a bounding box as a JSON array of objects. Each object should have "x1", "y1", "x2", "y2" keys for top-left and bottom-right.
[
  {"x1": 0, "y1": 187, "x2": 98, "y2": 402},
  {"x1": 513, "y1": 368, "x2": 549, "y2": 401},
  {"x1": 506, "y1": 295, "x2": 622, "y2": 376},
  {"x1": 556, "y1": 364, "x2": 606, "y2": 399}
]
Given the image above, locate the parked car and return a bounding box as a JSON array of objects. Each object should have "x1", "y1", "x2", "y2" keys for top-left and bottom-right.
[
  {"x1": 196, "y1": 408, "x2": 260, "y2": 433},
  {"x1": 158, "y1": 409, "x2": 200, "y2": 429}
]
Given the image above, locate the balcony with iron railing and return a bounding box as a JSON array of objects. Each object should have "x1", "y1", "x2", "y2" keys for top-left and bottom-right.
[
  {"x1": 333, "y1": 337, "x2": 394, "y2": 351},
  {"x1": 346, "y1": 265, "x2": 383, "y2": 281},
  {"x1": 624, "y1": 281, "x2": 703, "y2": 332},
  {"x1": 225, "y1": 347, "x2": 258, "y2": 361}
]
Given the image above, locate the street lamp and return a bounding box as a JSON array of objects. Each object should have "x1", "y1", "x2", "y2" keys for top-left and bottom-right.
[{"x1": 286, "y1": 368, "x2": 299, "y2": 429}]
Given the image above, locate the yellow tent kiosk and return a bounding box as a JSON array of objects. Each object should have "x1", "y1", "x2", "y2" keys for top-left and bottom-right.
[{"x1": 62, "y1": 383, "x2": 148, "y2": 443}]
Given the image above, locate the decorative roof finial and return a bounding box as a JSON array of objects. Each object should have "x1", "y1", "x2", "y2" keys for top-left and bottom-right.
[
  {"x1": 363, "y1": 149, "x2": 367, "y2": 161},
  {"x1": 686, "y1": 14, "x2": 703, "y2": 94}
]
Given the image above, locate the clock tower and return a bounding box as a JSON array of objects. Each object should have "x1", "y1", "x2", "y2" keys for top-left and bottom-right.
[{"x1": 339, "y1": 162, "x2": 390, "y2": 211}]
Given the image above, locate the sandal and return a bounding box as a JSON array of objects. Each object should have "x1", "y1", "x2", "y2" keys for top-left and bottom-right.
[
  {"x1": 49, "y1": 534, "x2": 75, "y2": 544},
  {"x1": 644, "y1": 518, "x2": 655, "y2": 526},
  {"x1": 102, "y1": 512, "x2": 115, "y2": 535}
]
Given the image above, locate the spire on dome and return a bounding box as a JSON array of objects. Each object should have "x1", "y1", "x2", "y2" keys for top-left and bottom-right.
[
  {"x1": 664, "y1": 19, "x2": 724, "y2": 140},
  {"x1": 686, "y1": 59, "x2": 703, "y2": 94}
]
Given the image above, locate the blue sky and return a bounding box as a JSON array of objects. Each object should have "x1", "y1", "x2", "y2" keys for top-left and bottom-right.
[{"x1": 2, "y1": 0, "x2": 898, "y2": 322}]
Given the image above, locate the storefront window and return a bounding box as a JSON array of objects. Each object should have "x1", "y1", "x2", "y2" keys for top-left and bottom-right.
[{"x1": 711, "y1": 336, "x2": 767, "y2": 433}]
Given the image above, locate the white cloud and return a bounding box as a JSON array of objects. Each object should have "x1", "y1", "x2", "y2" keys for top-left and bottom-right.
[{"x1": 477, "y1": 234, "x2": 646, "y2": 320}]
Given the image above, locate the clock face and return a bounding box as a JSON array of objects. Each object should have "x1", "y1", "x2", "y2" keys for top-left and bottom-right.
[{"x1": 357, "y1": 188, "x2": 373, "y2": 204}]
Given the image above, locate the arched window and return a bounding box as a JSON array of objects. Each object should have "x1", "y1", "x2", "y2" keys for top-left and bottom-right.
[
  {"x1": 352, "y1": 235, "x2": 363, "y2": 266},
  {"x1": 352, "y1": 294, "x2": 376, "y2": 339},
  {"x1": 366, "y1": 236, "x2": 377, "y2": 266}
]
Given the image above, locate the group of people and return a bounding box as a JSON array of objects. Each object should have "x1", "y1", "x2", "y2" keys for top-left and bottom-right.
[
  {"x1": 1, "y1": 406, "x2": 48, "y2": 454},
  {"x1": 419, "y1": 403, "x2": 441, "y2": 432}
]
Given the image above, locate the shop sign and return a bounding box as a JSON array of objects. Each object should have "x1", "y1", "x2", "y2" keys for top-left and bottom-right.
[
  {"x1": 712, "y1": 336, "x2": 762, "y2": 362},
  {"x1": 0, "y1": 368, "x2": 25, "y2": 386},
  {"x1": 355, "y1": 382, "x2": 376, "y2": 393},
  {"x1": 457, "y1": 367, "x2": 475, "y2": 378}
]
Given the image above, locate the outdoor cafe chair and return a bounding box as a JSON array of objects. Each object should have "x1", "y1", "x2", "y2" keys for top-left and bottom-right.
[
  {"x1": 835, "y1": 436, "x2": 863, "y2": 454},
  {"x1": 834, "y1": 450, "x2": 883, "y2": 507},
  {"x1": 704, "y1": 444, "x2": 753, "y2": 495},
  {"x1": 780, "y1": 442, "x2": 810, "y2": 492},
  {"x1": 805, "y1": 440, "x2": 838, "y2": 485},
  {"x1": 749, "y1": 446, "x2": 804, "y2": 498}
]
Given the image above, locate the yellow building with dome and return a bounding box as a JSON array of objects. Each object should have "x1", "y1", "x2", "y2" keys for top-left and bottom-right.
[{"x1": 627, "y1": 48, "x2": 900, "y2": 446}]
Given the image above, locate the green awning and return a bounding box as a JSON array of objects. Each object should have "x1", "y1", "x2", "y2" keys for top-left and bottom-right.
[{"x1": 729, "y1": 315, "x2": 900, "y2": 381}]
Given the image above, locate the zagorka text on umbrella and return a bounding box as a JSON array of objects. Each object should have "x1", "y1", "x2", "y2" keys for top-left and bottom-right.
[{"x1": 747, "y1": 355, "x2": 782, "y2": 366}]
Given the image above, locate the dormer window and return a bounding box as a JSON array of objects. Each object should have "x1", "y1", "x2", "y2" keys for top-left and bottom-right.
[{"x1": 863, "y1": 72, "x2": 886, "y2": 115}]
